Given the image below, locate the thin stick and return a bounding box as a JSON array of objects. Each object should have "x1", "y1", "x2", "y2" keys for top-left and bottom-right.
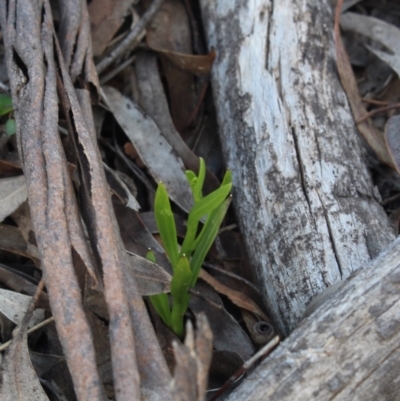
[
  {"x1": 96, "y1": 0, "x2": 165, "y2": 74},
  {"x1": 356, "y1": 103, "x2": 400, "y2": 124},
  {"x1": 208, "y1": 335, "x2": 280, "y2": 401}
]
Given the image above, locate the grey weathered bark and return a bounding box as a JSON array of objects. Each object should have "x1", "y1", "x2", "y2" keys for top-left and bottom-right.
[
  {"x1": 200, "y1": 0, "x2": 395, "y2": 336},
  {"x1": 224, "y1": 236, "x2": 400, "y2": 401}
]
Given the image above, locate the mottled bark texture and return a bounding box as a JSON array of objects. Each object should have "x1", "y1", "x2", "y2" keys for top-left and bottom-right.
[
  {"x1": 200, "y1": 0, "x2": 394, "y2": 335},
  {"x1": 224, "y1": 236, "x2": 400, "y2": 401}
]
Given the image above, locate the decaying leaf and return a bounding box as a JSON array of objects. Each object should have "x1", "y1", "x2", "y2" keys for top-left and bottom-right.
[
  {"x1": 126, "y1": 251, "x2": 172, "y2": 295},
  {"x1": 199, "y1": 269, "x2": 270, "y2": 322},
  {"x1": 145, "y1": 0, "x2": 197, "y2": 132},
  {"x1": 190, "y1": 282, "x2": 254, "y2": 361},
  {"x1": 334, "y1": 0, "x2": 394, "y2": 167},
  {"x1": 0, "y1": 281, "x2": 49, "y2": 401},
  {"x1": 0, "y1": 224, "x2": 40, "y2": 262},
  {"x1": 135, "y1": 52, "x2": 219, "y2": 193},
  {"x1": 101, "y1": 85, "x2": 193, "y2": 212},
  {"x1": 0, "y1": 289, "x2": 44, "y2": 329},
  {"x1": 89, "y1": 0, "x2": 138, "y2": 56},
  {"x1": 171, "y1": 313, "x2": 213, "y2": 401},
  {"x1": 0, "y1": 176, "x2": 27, "y2": 223},
  {"x1": 341, "y1": 12, "x2": 400, "y2": 79}
]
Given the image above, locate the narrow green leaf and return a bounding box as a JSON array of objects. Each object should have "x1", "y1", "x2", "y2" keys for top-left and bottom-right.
[
  {"x1": 189, "y1": 182, "x2": 232, "y2": 223},
  {"x1": 193, "y1": 158, "x2": 206, "y2": 202},
  {"x1": 171, "y1": 255, "x2": 192, "y2": 302},
  {"x1": 149, "y1": 293, "x2": 171, "y2": 326},
  {"x1": 189, "y1": 197, "x2": 231, "y2": 288},
  {"x1": 170, "y1": 255, "x2": 192, "y2": 337},
  {"x1": 155, "y1": 183, "x2": 179, "y2": 269},
  {"x1": 185, "y1": 170, "x2": 197, "y2": 195},
  {"x1": 222, "y1": 169, "x2": 232, "y2": 186},
  {"x1": 0, "y1": 94, "x2": 13, "y2": 117},
  {"x1": 5, "y1": 119, "x2": 16, "y2": 136}
]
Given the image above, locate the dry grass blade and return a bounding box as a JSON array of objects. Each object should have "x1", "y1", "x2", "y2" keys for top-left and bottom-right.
[
  {"x1": 334, "y1": 0, "x2": 394, "y2": 168},
  {"x1": 385, "y1": 115, "x2": 400, "y2": 175},
  {"x1": 0, "y1": 280, "x2": 49, "y2": 401}
]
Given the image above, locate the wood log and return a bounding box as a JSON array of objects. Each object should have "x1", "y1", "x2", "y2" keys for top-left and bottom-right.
[
  {"x1": 224, "y1": 236, "x2": 400, "y2": 401},
  {"x1": 200, "y1": 0, "x2": 395, "y2": 335}
]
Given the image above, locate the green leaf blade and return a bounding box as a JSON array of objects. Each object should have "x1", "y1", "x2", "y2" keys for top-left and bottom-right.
[
  {"x1": 0, "y1": 94, "x2": 13, "y2": 117},
  {"x1": 189, "y1": 197, "x2": 232, "y2": 288},
  {"x1": 189, "y1": 182, "x2": 232, "y2": 222},
  {"x1": 154, "y1": 183, "x2": 179, "y2": 269},
  {"x1": 149, "y1": 293, "x2": 171, "y2": 326}
]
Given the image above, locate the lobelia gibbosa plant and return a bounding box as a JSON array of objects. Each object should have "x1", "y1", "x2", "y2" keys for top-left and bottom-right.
[{"x1": 147, "y1": 158, "x2": 232, "y2": 337}]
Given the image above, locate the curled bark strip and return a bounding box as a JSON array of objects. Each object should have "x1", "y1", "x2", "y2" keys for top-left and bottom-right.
[
  {"x1": 58, "y1": 0, "x2": 100, "y2": 91},
  {"x1": 0, "y1": 1, "x2": 105, "y2": 399},
  {"x1": 76, "y1": 87, "x2": 172, "y2": 400},
  {"x1": 55, "y1": 42, "x2": 141, "y2": 400}
]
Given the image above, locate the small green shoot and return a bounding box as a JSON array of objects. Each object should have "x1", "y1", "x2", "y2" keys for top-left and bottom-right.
[
  {"x1": 0, "y1": 94, "x2": 15, "y2": 136},
  {"x1": 148, "y1": 158, "x2": 232, "y2": 337}
]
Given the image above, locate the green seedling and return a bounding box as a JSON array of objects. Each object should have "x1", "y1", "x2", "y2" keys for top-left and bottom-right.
[
  {"x1": 148, "y1": 158, "x2": 232, "y2": 337},
  {"x1": 0, "y1": 94, "x2": 16, "y2": 136}
]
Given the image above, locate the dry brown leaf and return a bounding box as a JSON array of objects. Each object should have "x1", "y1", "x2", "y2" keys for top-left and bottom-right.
[
  {"x1": 199, "y1": 269, "x2": 270, "y2": 322},
  {"x1": 145, "y1": 0, "x2": 197, "y2": 132},
  {"x1": 0, "y1": 289, "x2": 44, "y2": 328},
  {"x1": 102, "y1": 85, "x2": 193, "y2": 212},
  {"x1": 126, "y1": 251, "x2": 172, "y2": 295},
  {"x1": 334, "y1": 0, "x2": 394, "y2": 167},
  {"x1": 341, "y1": 12, "x2": 400, "y2": 79},
  {"x1": 0, "y1": 281, "x2": 49, "y2": 401},
  {"x1": 171, "y1": 314, "x2": 213, "y2": 401},
  {"x1": 149, "y1": 47, "x2": 215, "y2": 76},
  {"x1": 135, "y1": 52, "x2": 219, "y2": 193},
  {"x1": 190, "y1": 281, "x2": 254, "y2": 361},
  {"x1": 0, "y1": 176, "x2": 27, "y2": 223},
  {"x1": 89, "y1": 0, "x2": 137, "y2": 56},
  {"x1": 0, "y1": 224, "x2": 40, "y2": 262},
  {"x1": 0, "y1": 264, "x2": 49, "y2": 310}
]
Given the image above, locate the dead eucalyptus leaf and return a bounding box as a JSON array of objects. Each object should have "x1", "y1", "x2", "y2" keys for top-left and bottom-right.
[
  {"x1": 334, "y1": 2, "x2": 394, "y2": 167},
  {"x1": 171, "y1": 314, "x2": 213, "y2": 401},
  {"x1": 0, "y1": 224, "x2": 40, "y2": 262},
  {"x1": 104, "y1": 163, "x2": 140, "y2": 211},
  {"x1": 199, "y1": 269, "x2": 270, "y2": 322},
  {"x1": 149, "y1": 47, "x2": 216, "y2": 76},
  {"x1": 341, "y1": 12, "x2": 400, "y2": 79},
  {"x1": 0, "y1": 289, "x2": 44, "y2": 328},
  {"x1": 0, "y1": 176, "x2": 27, "y2": 223},
  {"x1": 126, "y1": 251, "x2": 172, "y2": 295},
  {"x1": 0, "y1": 333, "x2": 50, "y2": 401},
  {"x1": 101, "y1": 85, "x2": 193, "y2": 212},
  {"x1": 89, "y1": 0, "x2": 137, "y2": 56},
  {"x1": 190, "y1": 282, "x2": 254, "y2": 361},
  {"x1": 0, "y1": 281, "x2": 49, "y2": 401}
]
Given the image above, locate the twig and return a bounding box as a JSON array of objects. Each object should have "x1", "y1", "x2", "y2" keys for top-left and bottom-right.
[
  {"x1": 96, "y1": 0, "x2": 165, "y2": 74},
  {"x1": 356, "y1": 103, "x2": 400, "y2": 124},
  {"x1": 0, "y1": 316, "x2": 55, "y2": 352},
  {"x1": 207, "y1": 335, "x2": 280, "y2": 401}
]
